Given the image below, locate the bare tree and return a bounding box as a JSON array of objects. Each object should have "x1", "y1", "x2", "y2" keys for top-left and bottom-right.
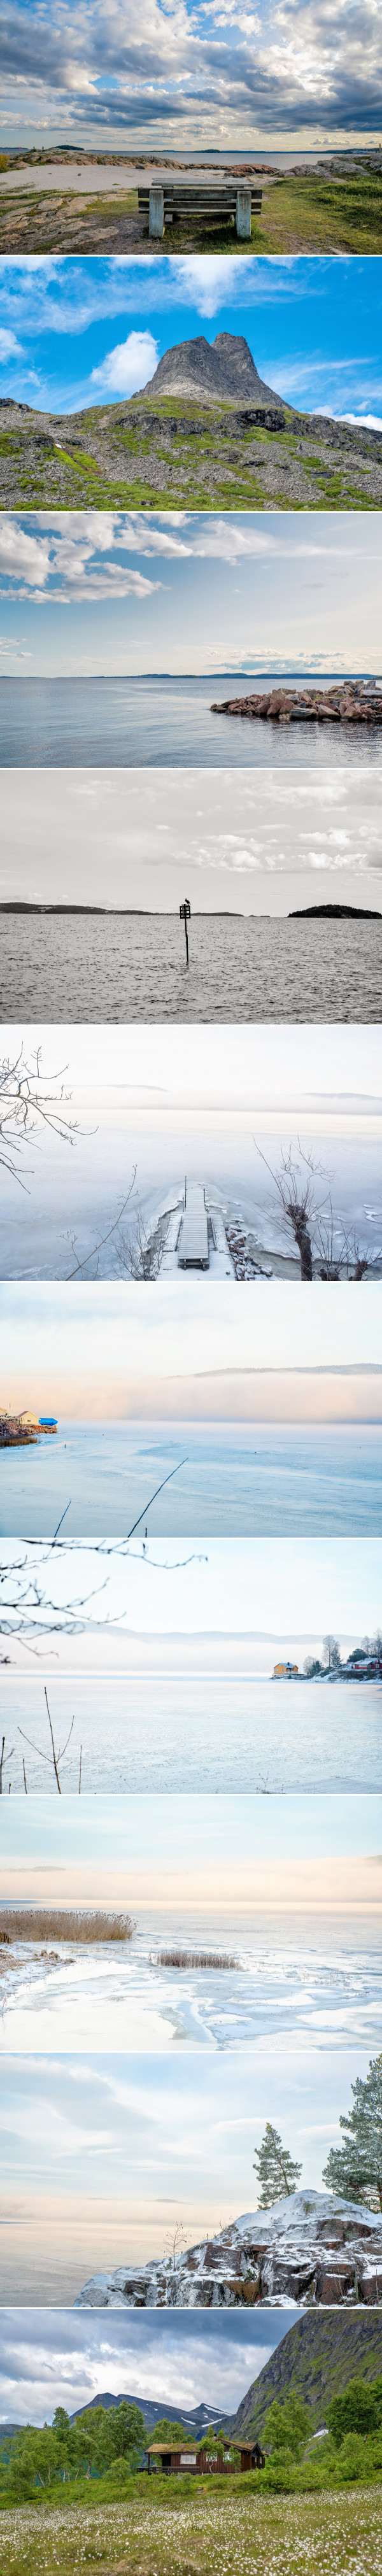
[
  {"x1": 114, "y1": 1204, "x2": 166, "y2": 1280},
  {"x1": 323, "y1": 1634, "x2": 341, "y2": 1671},
  {"x1": 253, "y1": 1138, "x2": 382, "y2": 1281},
  {"x1": 0, "y1": 1047, "x2": 78, "y2": 1189},
  {"x1": 252, "y1": 1138, "x2": 329, "y2": 1280},
  {"x1": 64, "y1": 1169, "x2": 138, "y2": 1280},
  {"x1": 315, "y1": 1201, "x2": 342, "y2": 1280},
  {"x1": 339, "y1": 1229, "x2": 382, "y2": 1282}
]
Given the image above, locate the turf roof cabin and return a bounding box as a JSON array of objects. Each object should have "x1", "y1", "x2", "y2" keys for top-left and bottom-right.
[{"x1": 146, "y1": 2442, "x2": 265, "y2": 2475}]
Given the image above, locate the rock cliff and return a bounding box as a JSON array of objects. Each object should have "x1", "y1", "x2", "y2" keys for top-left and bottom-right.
[
  {"x1": 74, "y1": 2190, "x2": 382, "y2": 2311},
  {"x1": 141, "y1": 330, "x2": 284, "y2": 408}
]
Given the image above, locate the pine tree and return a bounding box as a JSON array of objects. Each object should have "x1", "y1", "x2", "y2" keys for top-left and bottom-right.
[
  {"x1": 322, "y1": 2052, "x2": 382, "y2": 2210},
  {"x1": 253, "y1": 2121, "x2": 302, "y2": 2207}
]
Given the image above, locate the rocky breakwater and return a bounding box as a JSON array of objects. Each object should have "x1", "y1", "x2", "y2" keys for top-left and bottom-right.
[
  {"x1": 74, "y1": 2190, "x2": 382, "y2": 2311},
  {"x1": 211, "y1": 683, "x2": 382, "y2": 726}
]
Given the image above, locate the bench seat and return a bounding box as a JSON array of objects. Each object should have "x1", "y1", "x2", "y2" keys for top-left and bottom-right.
[{"x1": 138, "y1": 183, "x2": 262, "y2": 236}]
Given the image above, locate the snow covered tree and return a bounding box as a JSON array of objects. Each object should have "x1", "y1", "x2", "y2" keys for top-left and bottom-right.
[
  {"x1": 253, "y1": 2122, "x2": 302, "y2": 2206},
  {"x1": 322, "y1": 2053, "x2": 382, "y2": 2211},
  {"x1": 323, "y1": 1635, "x2": 341, "y2": 1670}
]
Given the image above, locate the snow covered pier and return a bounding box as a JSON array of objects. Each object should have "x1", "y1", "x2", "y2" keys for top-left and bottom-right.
[{"x1": 178, "y1": 1181, "x2": 209, "y2": 1269}]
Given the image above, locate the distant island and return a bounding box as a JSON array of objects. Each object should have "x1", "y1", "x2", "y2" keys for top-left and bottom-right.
[{"x1": 288, "y1": 903, "x2": 382, "y2": 919}]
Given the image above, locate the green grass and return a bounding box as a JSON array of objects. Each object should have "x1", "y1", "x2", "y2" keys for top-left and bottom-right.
[
  {"x1": 1, "y1": 169, "x2": 382, "y2": 255},
  {"x1": 0, "y1": 2481, "x2": 381, "y2": 2576},
  {"x1": 253, "y1": 169, "x2": 382, "y2": 254}
]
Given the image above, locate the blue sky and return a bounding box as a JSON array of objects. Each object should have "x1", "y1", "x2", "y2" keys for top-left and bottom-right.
[
  {"x1": 1, "y1": 512, "x2": 382, "y2": 677},
  {"x1": 0, "y1": 0, "x2": 381, "y2": 150},
  {"x1": 0, "y1": 2309, "x2": 290, "y2": 2426},
  {"x1": 1, "y1": 255, "x2": 382, "y2": 423}
]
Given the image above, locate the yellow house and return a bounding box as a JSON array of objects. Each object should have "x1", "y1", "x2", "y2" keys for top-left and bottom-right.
[{"x1": 273, "y1": 1660, "x2": 299, "y2": 1678}]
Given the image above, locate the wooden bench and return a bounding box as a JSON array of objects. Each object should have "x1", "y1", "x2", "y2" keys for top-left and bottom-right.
[{"x1": 138, "y1": 182, "x2": 262, "y2": 239}]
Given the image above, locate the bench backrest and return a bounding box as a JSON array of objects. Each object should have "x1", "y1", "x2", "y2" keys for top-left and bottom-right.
[{"x1": 138, "y1": 185, "x2": 262, "y2": 214}]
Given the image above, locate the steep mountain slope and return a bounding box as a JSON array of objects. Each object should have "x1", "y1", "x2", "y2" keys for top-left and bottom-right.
[{"x1": 230, "y1": 2313, "x2": 382, "y2": 2439}]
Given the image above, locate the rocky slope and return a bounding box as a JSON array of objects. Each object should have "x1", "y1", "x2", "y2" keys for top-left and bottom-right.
[
  {"x1": 1, "y1": 327, "x2": 382, "y2": 511},
  {"x1": 74, "y1": 2191, "x2": 382, "y2": 2312},
  {"x1": 231, "y1": 2311, "x2": 382, "y2": 2439}
]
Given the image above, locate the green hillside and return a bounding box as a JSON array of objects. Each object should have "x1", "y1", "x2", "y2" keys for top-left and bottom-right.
[{"x1": 230, "y1": 2315, "x2": 382, "y2": 2440}]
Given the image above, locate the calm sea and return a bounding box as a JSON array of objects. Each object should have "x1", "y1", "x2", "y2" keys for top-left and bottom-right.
[
  {"x1": 1, "y1": 674, "x2": 381, "y2": 767},
  {"x1": 1, "y1": 906, "x2": 381, "y2": 1021},
  {"x1": 2, "y1": 1674, "x2": 382, "y2": 1794},
  {"x1": 1, "y1": 1421, "x2": 381, "y2": 1538}
]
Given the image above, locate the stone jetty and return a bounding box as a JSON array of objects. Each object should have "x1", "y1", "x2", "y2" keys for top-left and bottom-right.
[{"x1": 211, "y1": 683, "x2": 382, "y2": 725}]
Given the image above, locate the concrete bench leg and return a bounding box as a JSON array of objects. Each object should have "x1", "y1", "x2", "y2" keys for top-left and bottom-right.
[
  {"x1": 236, "y1": 186, "x2": 251, "y2": 238},
  {"x1": 149, "y1": 184, "x2": 164, "y2": 238}
]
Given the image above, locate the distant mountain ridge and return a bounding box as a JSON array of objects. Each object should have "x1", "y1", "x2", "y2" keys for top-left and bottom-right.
[
  {"x1": 141, "y1": 331, "x2": 284, "y2": 409},
  {"x1": 69, "y1": 2393, "x2": 225, "y2": 2435}
]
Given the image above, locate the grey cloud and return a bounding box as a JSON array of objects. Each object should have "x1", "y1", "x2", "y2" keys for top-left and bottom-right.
[{"x1": 1, "y1": 0, "x2": 381, "y2": 129}]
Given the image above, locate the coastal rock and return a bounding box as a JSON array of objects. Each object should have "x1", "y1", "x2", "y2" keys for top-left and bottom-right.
[
  {"x1": 211, "y1": 683, "x2": 382, "y2": 725},
  {"x1": 74, "y1": 2190, "x2": 382, "y2": 2311}
]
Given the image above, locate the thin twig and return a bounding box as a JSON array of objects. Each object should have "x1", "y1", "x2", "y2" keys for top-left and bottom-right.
[
  {"x1": 65, "y1": 1169, "x2": 138, "y2": 1279},
  {"x1": 125, "y1": 1459, "x2": 188, "y2": 1541},
  {"x1": 53, "y1": 1503, "x2": 72, "y2": 1542}
]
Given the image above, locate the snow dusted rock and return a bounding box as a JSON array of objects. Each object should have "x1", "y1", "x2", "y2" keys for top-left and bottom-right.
[{"x1": 74, "y1": 2191, "x2": 382, "y2": 2311}]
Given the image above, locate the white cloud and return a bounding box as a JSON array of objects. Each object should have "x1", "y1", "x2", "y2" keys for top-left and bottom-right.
[
  {"x1": 1, "y1": 0, "x2": 381, "y2": 143},
  {"x1": 0, "y1": 632, "x2": 31, "y2": 656},
  {"x1": 0, "y1": 326, "x2": 24, "y2": 360},
  {"x1": 90, "y1": 329, "x2": 159, "y2": 397},
  {"x1": 341, "y1": 410, "x2": 382, "y2": 430}
]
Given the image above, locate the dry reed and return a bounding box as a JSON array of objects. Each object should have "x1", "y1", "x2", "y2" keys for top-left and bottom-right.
[
  {"x1": 152, "y1": 1949, "x2": 238, "y2": 1970},
  {"x1": 0, "y1": 1909, "x2": 135, "y2": 1944}
]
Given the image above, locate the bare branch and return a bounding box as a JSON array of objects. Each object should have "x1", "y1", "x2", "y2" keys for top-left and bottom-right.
[
  {"x1": 0, "y1": 1047, "x2": 80, "y2": 1190},
  {"x1": 114, "y1": 1198, "x2": 165, "y2": 1281},
  {"x1": 64, "y1": 1169, "x2": 138, "y2": 1280}
]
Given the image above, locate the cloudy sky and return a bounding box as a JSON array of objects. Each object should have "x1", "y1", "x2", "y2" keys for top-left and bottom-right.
[
  {"x1": 3, "y1": 1785, "x2": 380, "y2": 1906},
  {"x1": 0, "y1": 0, "x2": 381, "y2": 150},
  {"x1": 1, "y1": 511, "x2": 382, "y2": 678},
  {"x1": 3, "y1": 766, "x2": 382, "y2": 911},
  {"x1": 1, "y1": 255, "x2": 381, "y2": 422},
  {"x1": 0, "y1": 2307, "x2": 290, "y2": 2426},
  {"x1": 1, "y1": 1278, "x2": 382, "y2": 1420},
  {"x1": 6, "y1": 1020, "x2": 382, "y2": 1113},
  {"x1": 0, "y1": 2041, "x2": 372, "y2": 2302}
]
